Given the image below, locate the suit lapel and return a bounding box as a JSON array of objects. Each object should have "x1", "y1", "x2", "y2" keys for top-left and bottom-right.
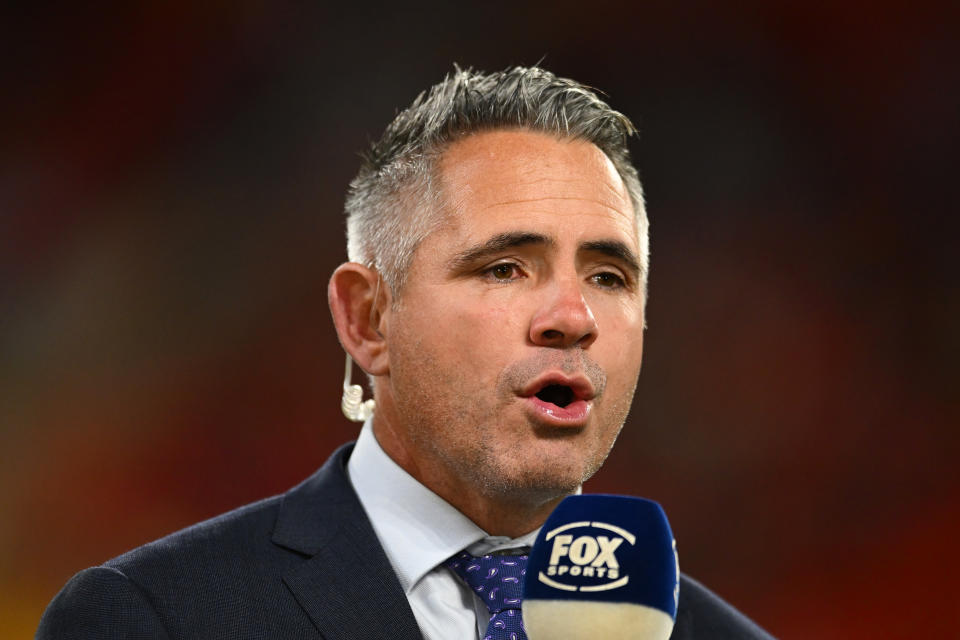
[
  {"x1": 274, "y1": 444, "x2": 423, "y2": 640},
  {"x1": 283, "y1": 521, "x2": 423, "y2": 640}
]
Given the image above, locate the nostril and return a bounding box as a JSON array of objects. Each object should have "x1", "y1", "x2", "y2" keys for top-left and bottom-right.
[{"x1": 541, "y1": 329, "x2": 564, "y2": 341}]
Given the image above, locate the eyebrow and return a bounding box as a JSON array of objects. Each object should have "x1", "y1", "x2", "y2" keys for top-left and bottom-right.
[
  {"x1": 580, "y1": 240, "x2": 642, "y2": 280},
  {"x1": 448, "y1": 232, "x2": 554, "y2": 269}
]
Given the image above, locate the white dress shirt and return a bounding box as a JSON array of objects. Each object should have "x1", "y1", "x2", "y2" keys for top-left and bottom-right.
[{"x1": 347, "y1": 420, "x2": 540, "y2": 640}]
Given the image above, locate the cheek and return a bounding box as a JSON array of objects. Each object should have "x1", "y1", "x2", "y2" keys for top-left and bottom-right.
[
  {"x1": 615, "y1": 336, "x2": 644, "y2": 381},
  {"x1": 440, "y1": 292, "x2": 529, "y2": 339},
  {"x1": 597, "y1": 300, "x2": 644, "y2": 346},
  {"x1": 472, "y1": 302, "x2": 527, "y2": 337},
  {"x1": 449, "y1": 306, "x2": 526, "y2": 379},
  {"x1": 398, "y1": 297, "x2": 526, "y2": 371},
  {"x1": 597, "y1": 316, "x2": 645, "y2": 385}
]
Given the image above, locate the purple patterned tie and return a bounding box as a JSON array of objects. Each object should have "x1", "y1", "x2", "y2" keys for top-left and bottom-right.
[{"x1": 446, "y1": 551, "x2": 529, "y2": 640}]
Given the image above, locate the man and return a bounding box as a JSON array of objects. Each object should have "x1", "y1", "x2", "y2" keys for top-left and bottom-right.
[{"x1": 38, "y1": 66, "x2": 773, "y2": 639}]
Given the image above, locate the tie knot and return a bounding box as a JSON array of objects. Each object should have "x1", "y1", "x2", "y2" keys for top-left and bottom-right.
[{"x1": 445, "y1": 551, "x2": 528, "y2": 615}]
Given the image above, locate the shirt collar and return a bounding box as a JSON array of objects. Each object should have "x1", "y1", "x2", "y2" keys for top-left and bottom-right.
[{"x1": 347, "y1": 420, "x2": 540, "y2": 593}]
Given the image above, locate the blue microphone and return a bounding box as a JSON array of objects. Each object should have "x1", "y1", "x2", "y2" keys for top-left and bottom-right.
[{"x1": 522, "y1": 495, "x2": 679, "y2": 639}]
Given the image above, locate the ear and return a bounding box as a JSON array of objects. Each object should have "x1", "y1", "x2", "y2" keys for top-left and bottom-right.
[{"x1": 328, "y1": 262, "x2": 390, "y2": 376}]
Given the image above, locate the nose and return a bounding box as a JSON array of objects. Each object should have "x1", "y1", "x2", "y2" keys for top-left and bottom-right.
[{"x1": 529, "y1": 277, "x2": 599, "y2": 349}]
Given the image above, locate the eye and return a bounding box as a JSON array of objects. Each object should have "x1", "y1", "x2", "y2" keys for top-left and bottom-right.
[
  {"x1": 484, "y1": 262, "x2": 523, "y2": 282},
  {"x1": 590, "y1": 271, "x2": 626, "y2": 289}
]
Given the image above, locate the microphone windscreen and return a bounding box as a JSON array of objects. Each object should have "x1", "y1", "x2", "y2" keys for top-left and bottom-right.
[{"x1": 522, "y1": 494, "x2": 679, "y2": 640}]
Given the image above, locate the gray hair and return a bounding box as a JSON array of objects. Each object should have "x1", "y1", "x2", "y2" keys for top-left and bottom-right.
[{"x1": 344, "y1": 65, "x2": 649, "y2": 296}]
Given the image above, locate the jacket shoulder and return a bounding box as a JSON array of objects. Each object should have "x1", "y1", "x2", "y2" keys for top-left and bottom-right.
[
  {"x1": 671, "y1": 574, "x2": 775, "y2": 639},
  {"x1": 105, "y1": 493, "x2": 287, "y2": 578},
  {"x1": 36, "y1": 565, "x2": 172, "y2": 640}
]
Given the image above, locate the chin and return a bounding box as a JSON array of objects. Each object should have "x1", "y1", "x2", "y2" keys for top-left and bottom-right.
[{"x1": 475, "y1": 456, "x2": 597, "y2": 504}]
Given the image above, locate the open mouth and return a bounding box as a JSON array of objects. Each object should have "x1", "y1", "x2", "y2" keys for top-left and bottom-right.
[
  {"x1": 520, "y1": 373, "x2": 594, "y2": 425},
  {"x1": 535, "y1": 384, "x2": 575, "y2": 408}
]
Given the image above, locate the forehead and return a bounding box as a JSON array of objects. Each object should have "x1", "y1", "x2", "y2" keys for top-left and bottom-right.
[{"x1": 434, "y1": 130, "x2": 637, "y2": 246}]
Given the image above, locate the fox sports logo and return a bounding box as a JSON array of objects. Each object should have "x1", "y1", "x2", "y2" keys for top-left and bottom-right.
[{"x1": 537, "y1": 521, "x2": 635, "y2": 592}]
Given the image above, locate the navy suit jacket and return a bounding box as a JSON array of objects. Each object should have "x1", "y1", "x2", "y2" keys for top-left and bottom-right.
[{"x1": 37, "y1": 443, "x2": 773, "y2": 639}]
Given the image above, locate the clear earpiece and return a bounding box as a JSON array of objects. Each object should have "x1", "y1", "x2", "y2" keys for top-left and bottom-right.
[{"x1": 341, "y1": 353, "x2": 375, "y2": 422}]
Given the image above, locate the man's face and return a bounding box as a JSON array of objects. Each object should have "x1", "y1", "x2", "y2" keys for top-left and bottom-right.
[{"x1": 376, "y1": 129, "x2": 646, "y2": 508}]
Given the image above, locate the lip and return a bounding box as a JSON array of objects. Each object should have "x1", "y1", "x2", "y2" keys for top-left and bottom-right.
[
  {"x1": 518, "y1": 372, "x2": 595, "y2": 427},
  {"x1": 519, "y1": 372, "x2": 596, "y2": 401},
  {"x1": 523, "y1": 395, "x2": 592, "y2": 426}
]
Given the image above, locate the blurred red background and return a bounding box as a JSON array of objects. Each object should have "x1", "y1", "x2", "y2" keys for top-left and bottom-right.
[{"x1": 2, "y1": 2, "x2": 958, "y2": 637}]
